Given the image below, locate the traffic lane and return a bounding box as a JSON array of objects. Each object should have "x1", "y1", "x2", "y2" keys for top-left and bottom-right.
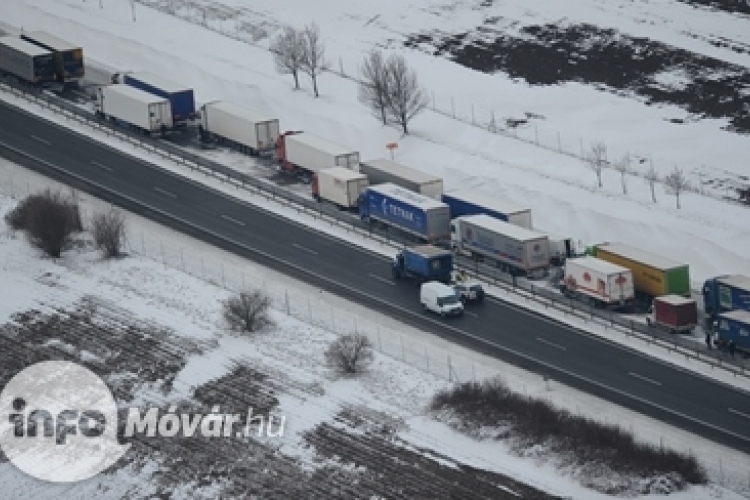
[{"x1": 4, "y1": 102, "x2": 750, "y2": 441}]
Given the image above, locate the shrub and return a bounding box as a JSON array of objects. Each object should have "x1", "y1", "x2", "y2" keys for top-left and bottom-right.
[
  {"x1": 5, "y1": 190, "x2": 82, "y2": 257},
  {"x1": 324, "y1": 333, "x2": 374, "y2": 375},
  {"x1": 92, "y1": 208, "x2": 126, "y2": 258},
  {"x1": 223, "y1": 290, "x2": 272, "y2": 333}
]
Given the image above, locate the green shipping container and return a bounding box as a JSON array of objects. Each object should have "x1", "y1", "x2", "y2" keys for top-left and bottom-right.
[{"x1": 592, "y1": 242, "x2": 690, "y2": 298}]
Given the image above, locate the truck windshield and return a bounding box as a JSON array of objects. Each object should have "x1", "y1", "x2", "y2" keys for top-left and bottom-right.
[{"x1": 441, "y1": 295, "x2": 459, "y2": 305}]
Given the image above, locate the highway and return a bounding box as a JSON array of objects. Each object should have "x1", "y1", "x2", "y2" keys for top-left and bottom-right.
[{"x1": 2, "y1": 100, "x2": 750, "y2": 453}]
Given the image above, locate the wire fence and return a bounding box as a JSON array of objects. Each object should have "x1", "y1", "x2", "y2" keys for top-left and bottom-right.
[
  {"x1": 131, "y1": 0, "x2": 749, "y2": 209},
  {"x1": 1, "y1": 77, "x2": 749, "y2": 381}
]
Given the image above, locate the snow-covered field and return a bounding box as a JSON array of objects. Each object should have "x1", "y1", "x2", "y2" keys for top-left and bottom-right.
[
  {"x1": 1, "y1": 157, "x2": 749, "y2": 498},
  {"x1": 3, "y1": 0, "x2": 750, "y2": 291}
]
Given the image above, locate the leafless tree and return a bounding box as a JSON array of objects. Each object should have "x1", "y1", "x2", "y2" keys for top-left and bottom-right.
[
  {"x1": 585, "y1": 142, "x2": 607, "y2": 188},
  {"x1": 223, "y1": 290, "x2": 272, "y2": 333},
  {"x1": 358, "y1": 50, "x2": 389, "y2": 125},
  {"x1": 92, "y1": 208, "x2": 126, "y2": 258},
  {"x1": 271, "y1": 26, "x2": 305, "y2": 90},
  {"x1": 614, "y1": 154, "x2": 630, "y2": 194},
  {"x1": 384, "y1": 54, "x2": 429, "y2": 134},
  {"x1": 300, "y1": 23, "x2": 325, "y2": 97},
  {"x1": 644, "y1": 159, "x2": 660, "y2": 203},
  {"x1": 324, "y1": 333, "x2": 374, "y2": 374},
  {"x1": 663, "y1": 166, "x2": 690, "y2": 209}
]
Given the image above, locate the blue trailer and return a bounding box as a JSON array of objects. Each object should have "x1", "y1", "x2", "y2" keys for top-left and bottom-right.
[
  {"x1": 359, "y1": 183, "x2": 450, "y2": 242},
  {"x1": 392, "y1": 245, "x2": 453, "y2": 284},
  {"x1": 716, "y1": 310, "x2": 750, "y2": 351},
  {"x1": 115, "y1": 71, "x2": 196, "y2": 126},
  {"x1": 442, "y1": 189, "x2": 533, "y2": 229},
  {"x1": 703, "y1": 275, "x2": 750, "y2": 318}
]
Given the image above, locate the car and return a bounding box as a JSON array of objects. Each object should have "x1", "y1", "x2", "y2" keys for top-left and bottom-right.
[{"x1": 450, "y1": 271, "x2": 485, "y2": 304}]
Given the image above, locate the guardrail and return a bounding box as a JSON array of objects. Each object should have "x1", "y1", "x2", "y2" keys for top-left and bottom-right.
[{"x1": 1, "y1": 79, "x2": 748, "y2": 382}]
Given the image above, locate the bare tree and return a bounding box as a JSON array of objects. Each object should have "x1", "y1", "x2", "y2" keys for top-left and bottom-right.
[
  {"x1": 384, "y1": 54, "x2": 429, "y2": 134},
  {"x1": 91, "y1": 208, "x2": 126, "y2": 258},
  {"x1": 644, "y1": 159, "x2": 660, "y2": 203},
  {"x1": 663, "y1": 166, "x2": 690, "y2": 209},
  {"x1": 300, "y1": 23, "x2": 325, "y2": 97},
  {"x1": 358, "y1": 50, "x2": 389, "y2": 125},
  {"x1": 271, "y1": 26, "x2": 304, "y2": 90},
  {"x1": 223, "y1": 290, "x2": 272, "y2": 333},
  {"x1": 324, "y1": 333, "x2": 374, "y2": 374},
  {"x1": 585, "y1": 142, "x2": 607, "y2": 188},
  {"x1": 614, "y1": 154, "x2": 630, "y2": 194}
]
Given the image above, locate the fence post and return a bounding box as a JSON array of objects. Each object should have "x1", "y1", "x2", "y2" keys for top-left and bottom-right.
[
  {"x1": 285, "y1": 291, "x2": 290, "y2": 315},
  {"x1": 401, "y1": 335, "x2": 405, "y2": 361}
]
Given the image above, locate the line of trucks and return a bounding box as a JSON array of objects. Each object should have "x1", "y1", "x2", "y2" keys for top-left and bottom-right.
[{"x1": 4, "y1": 30, "x2": 749, "y2": 352}]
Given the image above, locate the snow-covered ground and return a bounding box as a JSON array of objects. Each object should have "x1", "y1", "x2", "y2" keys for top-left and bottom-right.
[
  {"x1": 1, "y1": 157, "x2": 749, "y2": 498},
  {"x1": 3, "y1": 0, "x2": 750, "y2": 292}
]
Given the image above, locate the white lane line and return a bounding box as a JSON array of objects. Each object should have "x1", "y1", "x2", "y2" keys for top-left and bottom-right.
[
  {"x1": 292, "y1": 243, "x2": 318, "y2": 255},
  {"x1": 154, "y1": 187, "x2": 176, "y2": 198},
  {"x1": 368, "y1": 273, "x2": 395, "y2": 286},
  {"x1": 30, "y1": 135, "x2": 51, "y2": 146},
  {"x1": 628, "y1": 371, "x2": 662, "y2": 386},
  {"x1": 729, "y1": 407, "x2": 750, "y2": 421},
  {"x1": 536, "y1": 337, "x2": 567, "y2": 351},
  {"x1": 463, "y1": 310, "x2": 479, "y2": 318},
  {"x1": 91, "y1": 160, "x2": 112, "y2": 171},
  {"x1": 221, "y1": 214, "x2": 245, "y2": 226}
]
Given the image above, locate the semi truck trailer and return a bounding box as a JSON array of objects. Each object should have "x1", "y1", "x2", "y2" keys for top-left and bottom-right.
[
  {"x1": 560, "y1": 256, "x2": 634, "y2": 308},
  {"x1": 199, "y1": 100, "x2": 280, "y2": 156},
  {"x1": 0, "y1": 36, "x2": 55, "y2": 84},
  {"x1": 277, "y1": 131, "x2": 360, "y2": 178},
  {"x1": 114, "y1": 71, "x2": 196, "y2": 126},
  {"x1": 359, "y1": 159, "x2": 443, "y2": 200},
  {"x1": 20, "y1": 31, "x2": 84, "y2": 84},
  {"x1": 442, "y1": 190, "x2": 533, "y2": 229},
  {"x1": 646, "y1": 295, "x2": 698, "y2": 334},
  {"x1": 94, "y1": 84, "x2": 173, "y2": 134},
  {"x1": 392, "y1": 245, "x2": 453, "y2": 284},
  {"x1": 312, "y1": 167, "x2": 369, "y2": 208}
]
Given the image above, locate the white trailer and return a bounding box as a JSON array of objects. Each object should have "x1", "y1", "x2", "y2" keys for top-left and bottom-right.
[
  {"x1": 451, "y1": 214, "x2": 549, "y2": 278},
  {"x1": 560, "y1": 256, "x2": 634, "y2": 307},
  {"x1": 279, "y1": 132, "x2": 359, "y2": 176},
  {"x1": 94, "y1": 84, "x2": 172, "y2": 133},
  {"x1": 0, "y1": 36, "x2": 55, "y2": 84},
  {"x1": 359, "y1": 159, "x2": 444, "y2": 200},
  {"x1": 313, "y1": 167, "x2": 369, "y2": 208},
  {"x1": 200, "y1": 101, "x2": 279, "y2": 156}
]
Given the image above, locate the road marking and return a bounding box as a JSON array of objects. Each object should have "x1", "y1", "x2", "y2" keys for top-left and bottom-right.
[
  {"x1": 221, "y1": 214, "x2": 245, "y2": 226},
  {"x1": 154, "y1": 187, "x2": 176, "y2": 198},
  {"x1": 368, "y1": 273, "x2": 395, "y2": 286},
  {"x1": 91, "y1": 160, "x2": 112, "y2": 171},
  {"x1": 536, "y1": 337, "x2": 567, "y2": 351},
  {"x1": 292, "y1": 243, "x2": 318, "y2": 255},
  {"x1": 729, "y1": 407, "x2": 750, "y2": 421},
  {"x1": 628, "y1": 372, "x2": 662, "y2": 386},
  {"x1": 30, "y1": 135, "x2": 51, "y2": 146},
  {"x1": 463, "y1": 310, "x2": 479, "y2": 318}
]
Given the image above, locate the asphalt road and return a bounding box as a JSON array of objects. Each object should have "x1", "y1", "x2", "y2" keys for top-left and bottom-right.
[{"x1": 2, "y1": 101, "x2": 750, "y2": 453}]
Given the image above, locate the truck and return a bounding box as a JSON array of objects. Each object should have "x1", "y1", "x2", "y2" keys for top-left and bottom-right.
[
  {"x1": 537, "y1": 227, "x2": 575, "y2": 266},
  {"x1": 0, "y1": 36, "x2": 55, "y2": 85},
  {"x1": 312, "y1": 167, "x2": 369, "y2": 209},
  {"x1": 94, "y1": 84, "x2": 173, "y2": 134},
  {"x1": 587, "y1": 242, "x2": 690, "y2": 301},
  {"x1": 560, "y1": 256, "x2": 634, "y2": 309},
  {"x1": 715, "y1": 310, "x2": 750, "y2": 352},
  {"x1": 359, "y1": 159, "x2": 443, "y2": 200},
  {"x1": 20, "y1": 31, "x2": 84, "y2": 84},
  {"x1": 442, "y1": 190, "x2": 533, "y2": 229},
  {"x1": 451, "y1": 214, "x2": 550, "y2": 278},
  {"x1": 646, "y1": 295, "x2": 698, "y2": 334},
  {"x1": 113, "y1": 71, "x2": 196, "y2": 126},
  {"x1": 199, "y1": 100, "x2": 279, "y2": 156},
  {"x1": 277, "y1": 131, "x2": 360, "y2": 179},
  {"x1": 702, "y1": 274, "x2": 750, "y2": 319},
  {"x1": 359, "y1": 183, "x2": 451, "y2": 242},
  {"x1": 392, "y1": 245, "x2": 453, "y2": 284}
]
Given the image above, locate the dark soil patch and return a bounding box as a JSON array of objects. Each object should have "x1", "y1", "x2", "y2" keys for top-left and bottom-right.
[
  {"x1": 404, "y1": 22, "x2": 750, "y2": 133},
  {"x1": 678, "y1": 0, "x2": 750, "y2": 16}
]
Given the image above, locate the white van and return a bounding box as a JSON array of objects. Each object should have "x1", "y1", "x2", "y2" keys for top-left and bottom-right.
[{"x1": 420, "y1": 281, "x2": 464, "y2": 318}]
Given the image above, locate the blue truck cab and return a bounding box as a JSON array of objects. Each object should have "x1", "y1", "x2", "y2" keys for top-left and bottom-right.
[
  {"x1": 702, "y1": 275, "x2": 750, "y2": 318},
  {"x1": 392, "y1": 245, "x2": 453, "y2": 284},
  {"x1": 716, "y1": 310, "x2": 750, "y2": 351}
]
